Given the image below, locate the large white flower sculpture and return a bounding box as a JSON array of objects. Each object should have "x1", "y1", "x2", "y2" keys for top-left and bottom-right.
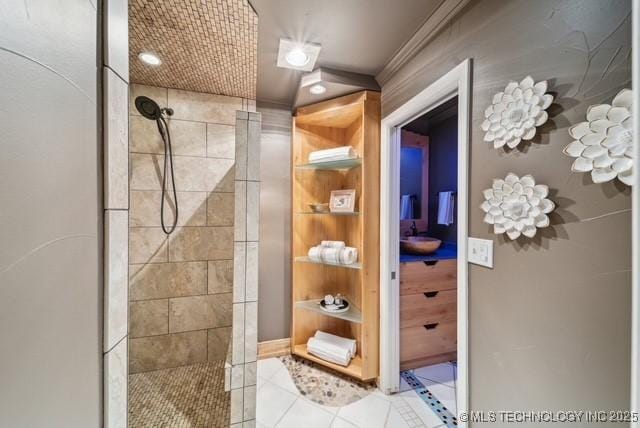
[
  {"x1": 563, "y1": 89, "x2": 633, "y2": 186},
  {"x1": 481, "y1": 76, "x2": 554, "y2": 149},
  {"x1": 481, "y1": 173, "x2": 555, "y2": 240}
]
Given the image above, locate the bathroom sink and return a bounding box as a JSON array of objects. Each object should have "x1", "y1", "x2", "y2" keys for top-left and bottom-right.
[{"x1": 400, "y1": 236, "x2": 442, "y2": 254}]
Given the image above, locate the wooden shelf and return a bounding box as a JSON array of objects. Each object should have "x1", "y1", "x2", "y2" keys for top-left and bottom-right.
[
  {"x1": 295, "y1": 211, "x2": 361, "y2": 216},
  {"x1": 291, "y1": 90, "x2": 380, "y2": 381},
  {"x1": 293, "y1": 344, "x2": 364, "y2": 379},
  {"x1": 295, "y1": 256, "x2": 362, "y2": 269},
  {"x1": 295, "y1": 158, "x2": 361, "y2": 170},
  {"x1": 295, "y1": 299, "x2": 362, "y2": 323}
]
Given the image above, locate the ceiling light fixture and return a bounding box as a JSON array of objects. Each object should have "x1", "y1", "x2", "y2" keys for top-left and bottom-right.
[
  {"x1": 277, "y1": 39, "x2": 321, "y2": 72},
  {"x1": 309, "y1": 84, "x2": 326, "y2": 95},
  {"x1": 138, "y1": 52, "x2": 161, "y2": 66},
  {"x1": 285, "y1": 48, "x2": 309, "y2": 67}
]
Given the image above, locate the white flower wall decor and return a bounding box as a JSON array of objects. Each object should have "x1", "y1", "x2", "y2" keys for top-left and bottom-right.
[
  {"x1": 563, "y1": 88, "x2": 633, "y2": 186},
  {"x1": 481, "y1": 173, "x2": 555, "y2": 240},
  {"x1": 481, "y1": 76, "x2": 554, "y2": 149}
]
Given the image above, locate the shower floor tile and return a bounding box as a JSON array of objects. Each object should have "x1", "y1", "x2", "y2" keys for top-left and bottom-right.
[{"x1": 129, "y1": 360, "x2": 229, "y2": 427}]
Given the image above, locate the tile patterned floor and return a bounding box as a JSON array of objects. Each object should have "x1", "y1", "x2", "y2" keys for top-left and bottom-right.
[
  {"x1": 129, "y1": 360, "x2": 230, "y2": 428},
  {"x1": 257, "y1": 357, "x2": 457, "y2": 428}
]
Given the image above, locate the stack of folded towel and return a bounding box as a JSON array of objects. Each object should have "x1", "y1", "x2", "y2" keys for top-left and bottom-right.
[
  {"x1": 308, "y1": 240, "x2": 358, "y2": 265},
  {"x1": 307, "y1": 331, "x2": 357, "y2": 367},
  {"x1": 308, "y1": 146, "x2": 357, "y2": 163}
]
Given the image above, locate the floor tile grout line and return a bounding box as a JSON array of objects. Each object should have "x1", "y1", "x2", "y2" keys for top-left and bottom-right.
[
  {"x1": 272, "y1": 394, "x2": 300, "y2": 427},
  {"x1": 383, "y1": 401, "x2": 392, "y2": 427}
]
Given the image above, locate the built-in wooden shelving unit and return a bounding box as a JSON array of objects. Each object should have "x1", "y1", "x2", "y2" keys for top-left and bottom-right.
[{"x1": 291, "y1": 91, "x2": 381, "y2": 381}]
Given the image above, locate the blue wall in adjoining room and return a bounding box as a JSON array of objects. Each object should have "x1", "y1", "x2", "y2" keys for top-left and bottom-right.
[{"x1": 427, "y1": 114, "x2": 458, "y2": 244}]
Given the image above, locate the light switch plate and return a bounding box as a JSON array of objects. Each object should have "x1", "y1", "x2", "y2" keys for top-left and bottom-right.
[{"x1": 468, "y1": 237, "x2": 494, "y2": 268}]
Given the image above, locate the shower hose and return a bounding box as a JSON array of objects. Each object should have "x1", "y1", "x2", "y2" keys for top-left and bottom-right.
[{"x1": 156, "y1": 116, "x2": 178, "y2": 234}]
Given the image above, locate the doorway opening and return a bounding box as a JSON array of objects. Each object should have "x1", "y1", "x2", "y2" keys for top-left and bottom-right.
[
  {"x1": 380, "y1": 59, "x2": 471, "y2": 426},
  {"x1": 398, "y1": 97, "x2": 459, "y2": 426}
]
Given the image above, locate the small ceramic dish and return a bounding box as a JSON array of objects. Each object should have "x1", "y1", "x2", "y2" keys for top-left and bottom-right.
[
  {"x1": 309, "y1": 203, "x2": 330, "y2": 213},
  {"x1": 319, "y1": 298, "x2": 349, "y2": 313}
]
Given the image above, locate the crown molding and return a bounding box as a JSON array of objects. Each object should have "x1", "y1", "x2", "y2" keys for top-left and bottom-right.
[{"x1": 376, "y1": 0, "x2": 472, "y2": 86}]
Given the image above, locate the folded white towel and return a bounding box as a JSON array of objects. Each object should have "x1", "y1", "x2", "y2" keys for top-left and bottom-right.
[
  {"x1": 307, "y1": 246, "x2": 358, "y2": 265},
  {"x1": 310, "y1": 155, "x2": 355, "y2": 163},
  {"x1": 320, "y1": 240, "x2": 345, "y2": 248},
  {"x1": 307, "y1": 337, "x2": 352, "y2": 366},
  {"x1": 314, "y1": 331, "x2": 356, "y2": 356},
  {"x1": 309, "y1": 146, "x2": 354, "y2": 158},
  {"x1": 309, "y1": 147, "x2": 356, "y2": 163}
]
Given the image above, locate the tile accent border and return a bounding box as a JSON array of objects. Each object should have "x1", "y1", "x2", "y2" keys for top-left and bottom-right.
[
  {"x1": 228, "y1": 110, "x2": 261, "y2": 426},
  {"x1": 103, "y1": 1, "x2": 129, "y2": 427}
]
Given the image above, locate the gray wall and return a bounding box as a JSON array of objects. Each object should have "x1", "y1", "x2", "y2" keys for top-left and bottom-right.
[
  {"x1": 257, "y1": 102, "x2": 293, "y2": 341},
  {"x1": 382, "y1": 0, "x2": 632, "y2": 421},
  {"x1": 0, "y1": 1, "x2": 101, "y2": 427}
]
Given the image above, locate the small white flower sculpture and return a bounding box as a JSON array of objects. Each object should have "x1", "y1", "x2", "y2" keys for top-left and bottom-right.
[
  {"x1": 481, "y1": 173, "x2": 555, "y2": 240},
  {"x1": 481, "y1": 76, "x2": 554, "y2": 149},
  {"x1": 563, "y1": 88, "x2": 633, "y2": 186}
]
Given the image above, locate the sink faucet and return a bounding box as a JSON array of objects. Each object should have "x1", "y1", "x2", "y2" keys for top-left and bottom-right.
[{"x1": 410, "y1": 221, "x2": 418, "y2": 237}]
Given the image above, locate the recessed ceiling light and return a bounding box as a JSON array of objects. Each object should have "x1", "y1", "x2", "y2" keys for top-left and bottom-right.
[
  {"x1": 309, "y1": 84, "x2": 326, "y2": 95},
  {"x1": 138, "y1": 52, "x2": 161, "y2": 66},
  {"x1": 277, "y1": 39, "x2": 321, "y2": 72},
  {"x1": 285, "y1": 48, "x2": 309, "y2": 67}
]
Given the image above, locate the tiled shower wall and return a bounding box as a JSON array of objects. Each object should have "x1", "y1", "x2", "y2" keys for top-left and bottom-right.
[
  {"x1": 103, "y1": 0, "x2": 129, "y2": 427},
  {"x1": 229, "y1": 112, "x2": 261, "y2": 426},
  {"x1": 128, "y1": 84, "x2": 256, "y2": 373}
]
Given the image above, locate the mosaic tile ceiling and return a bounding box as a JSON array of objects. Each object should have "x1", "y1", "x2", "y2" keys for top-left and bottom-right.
[{"x1": 129, "y1": 0, "x2": 258, "y2": 99}]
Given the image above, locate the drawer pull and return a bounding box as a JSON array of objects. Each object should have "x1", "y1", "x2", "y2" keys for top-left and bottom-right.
[
  {"x1": 423, "y1": 323, "x2": 439, "y2": 330},
  {"x1": 423, "y1": 291, "x2": 439, "y2": 298},
  {"x1": 423, "y1": 260, "x2": 438, "y2": 267}
]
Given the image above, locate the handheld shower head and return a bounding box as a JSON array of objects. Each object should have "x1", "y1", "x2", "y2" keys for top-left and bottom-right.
[
  {"x1": 133, "y1": 95, "x2": 178, "y2": 233},
  {"x1": 134, "y1": 96, "x2": 173, "y2": 120}
]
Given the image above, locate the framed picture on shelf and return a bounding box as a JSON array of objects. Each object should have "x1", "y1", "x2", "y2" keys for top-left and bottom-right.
[{"x1": 329, "y1": 189, "x2": 356, "y2": 213}]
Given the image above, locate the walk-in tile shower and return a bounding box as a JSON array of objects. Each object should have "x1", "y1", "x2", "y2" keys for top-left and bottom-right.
[{"x1": 102, "y1": 1, "x2": 260, "y2": 426}]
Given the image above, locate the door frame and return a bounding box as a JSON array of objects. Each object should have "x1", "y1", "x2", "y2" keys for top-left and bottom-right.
[
  {"x1": 379, "y1": 59, "x2": 472, "y2": 422},
  {"x1": 631, "y1": 0, "x2": 639, "y2": 424}
]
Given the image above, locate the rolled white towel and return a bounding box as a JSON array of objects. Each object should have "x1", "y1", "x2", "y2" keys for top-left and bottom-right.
[
  {"x1": 314, "y1": 331, "x2": 356, "y2": 356},
  {"x1": 307, "y1": 337, "x2": 352, "y2": 366},
  {"x1": 307, "y1": 246, "x2": 358, "y2": 265},
  {"x1": 320, "y1": 240, "x2": 345, "y2": 248},
  {"x1": 308, "y1": 246, "x2": 322, "y2": 262},
  {"x1": 321, "y1": 247, "x2": 341, "y2": 264},
  {"x1": 338, "y1": 247, "x2": 358, "y2": 265}
]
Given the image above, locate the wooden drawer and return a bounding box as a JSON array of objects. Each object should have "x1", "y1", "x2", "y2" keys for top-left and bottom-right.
[
  {"x1": 400, "y1": 321, "x2": 456, "y2": 364},
  {"x1": 400, "y1": 289, "x2": 456, "y2": 328},
  {"x1": 399, "y1": 259, "x2": 456, "y2": 295}
]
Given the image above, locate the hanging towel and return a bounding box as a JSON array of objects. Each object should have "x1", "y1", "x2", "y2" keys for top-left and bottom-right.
[
  {"x1": 400, "y1": 194, "x2": 414, "y2": 220},
  {"x1": 437, "y1": 191, "x2": 455, "y2": 225}
]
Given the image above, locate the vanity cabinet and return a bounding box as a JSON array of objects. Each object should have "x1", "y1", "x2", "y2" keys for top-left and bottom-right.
[{"x1": 399, "y1": 259, "x2": 457, "y2": 370}]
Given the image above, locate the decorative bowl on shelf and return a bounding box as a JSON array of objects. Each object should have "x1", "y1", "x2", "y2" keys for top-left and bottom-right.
[
  {"x1": 400, "y1": 236, "x2": 442, "y2": 254},
  {"x1": 319, "y1": 298, "x2": 350, "y2": 313},
  {"x1": 309, "y1": 203, "x2": 330, "y2": 213}
]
